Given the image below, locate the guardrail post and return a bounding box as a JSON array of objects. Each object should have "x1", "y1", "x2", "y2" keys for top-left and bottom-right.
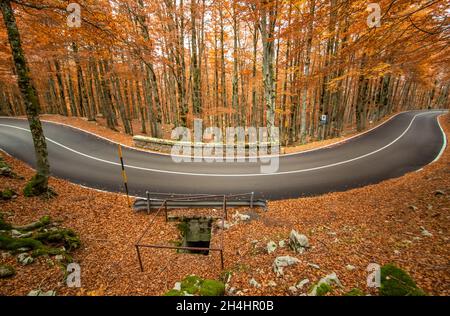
[
  {"x1": 146, "y1": 191, "x2": 150, "y2": 215},
  {"x1": 220, "y1": 249, "x2": 224, "y2": 269},
  {"x1": 223, "y1": 195, "x2": 227, "y2": 220},
  {"x1": 250, "y1": 192, "x2": 254, "y2": 208},
  {"x1": 164, "y1": 200, "x2": 168, "y2": 222}
]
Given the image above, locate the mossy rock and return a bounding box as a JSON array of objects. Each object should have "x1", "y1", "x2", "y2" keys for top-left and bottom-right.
[
  {"x1": 345, "y1": 288, "x2": 365, "y2": 296},
  {"x1": 179, "y1": 275, "x2": 204, "y2": 295},
  {"x1": 164, "y1": 275, "x2": 225, "y2": 296},
  {"x1": 0, "y1": 158, "x2": 16, "y2": 178},
  {"x1": 380, "y1": 264, "x2": 426, "y2": 296},
  {"x1": 199, "y1": 279, "x2": 225, "y2": 296},
  {"x1": 0, "y1": 264, "x2": 15, "y2": 278},
  {"x1": 0, "y1": 214, "x2": 12, "y2": 230},
  {"x1": 1, "y1": 188, "x2": 17, "y2": 200},
  {"x1": 315, "y1": 282, "x2": 332, "y2": 296},
  {"x1": 164, "y1": 289, "x2": 184, "y2": 296}
]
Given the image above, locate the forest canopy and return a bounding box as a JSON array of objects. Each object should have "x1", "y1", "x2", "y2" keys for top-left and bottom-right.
[{"x1": 0, "y1": 0, "x2": 449, "y2": 144}]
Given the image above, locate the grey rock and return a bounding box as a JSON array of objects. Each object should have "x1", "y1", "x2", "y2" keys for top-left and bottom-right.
[
  {"x1": 233, "y1": 212, "x2": 251, "y2": 222},
  {"x1": 288, "y1": 286, "x2": 298, "y2": 294},
  {"x1": 289, "y1": 230, "x2": 309, "y2": 254},
  {"x1": 54, "y1": 255, "x2": 64, "y2": 262},
  {"x1": 17, "y1": 253, "x2": 34, "y2": 266},
  {"x1": 345, "y1": 265, "x2": 356, "y2": 271},
  {"x1": 420, "y1": 226, "x2": 433, "y2": 237},
  {"x1": 27, "y1": 290, "x2": 56, "y2": 296},
  {"x1": 267, "y1": 241, "x2": 277, "y2": 254},
  {"x1": 1, "y1": 252, "x2": 12, "y2": 259},
  {"x1": 249, "y1": 278, "x2": 261, "y2": 288},
  {"x1": 268, "y1": 281, "x2": 277, "y2": 287},
  {"x1": 296, "y1": 279, "x2": 310, "y2": 289},
  {"x1": 308, "y1": 263, "x2": 320, "y2": 269},
  {"x1": 0, "y1": 264, "x2": 15, "y2": 278},
  {"x1": 227, "y1": 287, "x2": 236, "y2": 295},
  {"x1": 273, "y1": 256, "x2": 300, "y2": 276},
  {"x1": 218, "y1": 220, "x2": 231, "y2": 230},
  {"x1": 308, "y1": 273, "x2": 343, "y2": 296}
]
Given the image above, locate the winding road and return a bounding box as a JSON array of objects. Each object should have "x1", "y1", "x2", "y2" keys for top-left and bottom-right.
[{"x1": 0, "y1": 110, "x2": 447, "y2": 200}]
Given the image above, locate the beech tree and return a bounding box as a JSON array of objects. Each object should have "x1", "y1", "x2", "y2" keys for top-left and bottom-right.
[{"x1": 0, "y1": 0, "x2": 51, "y2": 196}]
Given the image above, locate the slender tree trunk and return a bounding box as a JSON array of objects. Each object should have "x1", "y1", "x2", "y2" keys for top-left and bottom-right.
[
  {"x1": 259, "y1": 1, "x2": 277, "y2": 130},
  {"x1": 299, "y1": 0, "x2": 315, "y2": 143},
  {"x1": 72, "y1": 42, "x2": 95, "y2": 121},
  {"x1": 1, "y1": 0, "x2": 51, "y2": 195},
  {"x1": 219, "y1": 4, "x2": 227, "y2": 128},
  {"x1": 231, "y1": 1, "x2": 239, "y2": 126},
  {"x1": 190, "y1": 0, "x2": 201, "y2": 116},
  {"x1": 54, "y1": 60, "x2": 68, "y2": 116}
]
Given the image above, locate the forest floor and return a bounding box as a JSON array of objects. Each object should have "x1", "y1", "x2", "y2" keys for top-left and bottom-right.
[
  {"x1": 0, "y1": 114, "x2": 448, "y2": 296},
  {"x1": 29, "y1": 112, "x2": 397, "y2": 155}
]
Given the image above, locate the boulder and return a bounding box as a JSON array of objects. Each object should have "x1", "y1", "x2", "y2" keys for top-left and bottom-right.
[
  {"x1": 308, "y1": 273, "x2": 343, "y2": 296},
  {"x1": 17, "y1": 253, "x2": 34, "y2": 266},
  {"x1": 0, "y1": 264, "x2": 15, "y2": 278},
  {"x1": 289, "y1": 230, "x2": 309, "y2": 254},
  {"x1": 266, "y1": 241, "x2": 277, "y2": 254},
  {"x1": 273, "y1": 256, "x2": 300, "y2": 276}
]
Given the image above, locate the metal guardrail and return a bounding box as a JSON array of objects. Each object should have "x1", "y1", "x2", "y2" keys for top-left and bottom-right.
[
  {"x1": 134, "y1": 192, "x2": 266, "y2": 271},
  {"x1": 133, "y1": 192, "x2": 267, "y2": 213}
]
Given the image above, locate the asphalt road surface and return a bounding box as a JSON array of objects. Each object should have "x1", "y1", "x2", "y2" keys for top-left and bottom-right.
[{"x1": 0, "y1": 110, "x2": 446, "y2": 200}]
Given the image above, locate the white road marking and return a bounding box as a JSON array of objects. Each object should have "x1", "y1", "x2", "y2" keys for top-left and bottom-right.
[
  {"x1": 0, "y1": 110, "x2": 410, "y2": 159},
  {"x1": 431, "y1": 114, "x2": 448, "y2": 163},
  {"x1": 0, "y1": 111, "x2": 444, "y2": 177}
]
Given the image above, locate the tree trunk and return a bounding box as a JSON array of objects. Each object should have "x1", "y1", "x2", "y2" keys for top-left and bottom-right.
[
  {"x1": 299, "y1": 0, "x2": 315, "y2": 143},
  {"x1": 1, "y1": 0, "x2": 51, "y2": 196},
  {"x1": 259, "y1": 0, "x2": 277, "y2": 130}
]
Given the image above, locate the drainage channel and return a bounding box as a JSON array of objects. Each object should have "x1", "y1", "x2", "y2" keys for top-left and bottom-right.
[{"x1": 177, "y1": 217, "x2": 213, "y2": 255}]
